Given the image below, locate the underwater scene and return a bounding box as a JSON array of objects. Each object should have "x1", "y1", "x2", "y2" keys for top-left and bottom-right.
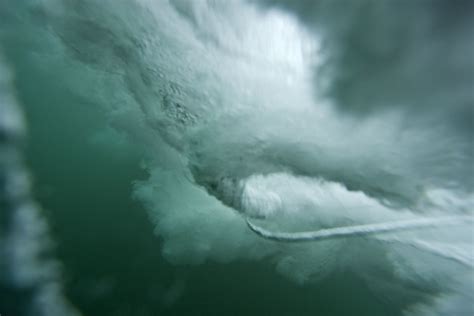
[{"x1": 0, "y1": 0, "x2": 473, "y2": 315}]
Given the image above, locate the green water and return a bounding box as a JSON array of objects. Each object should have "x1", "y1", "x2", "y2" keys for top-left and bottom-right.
[
  {"x1": 20, "y1": 65, "x2": 407, "y2": 315},
  {"x1": 9, "y1": 49, "x2": 409, "y2": 314},
  {"x1": 1, "y1": 1, "x2": 472, "y2": 315}
]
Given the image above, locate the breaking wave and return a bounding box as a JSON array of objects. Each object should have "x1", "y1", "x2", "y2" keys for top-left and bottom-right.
[{"x1": 1, "y1": 0, "x2": 473, "y2": 315}]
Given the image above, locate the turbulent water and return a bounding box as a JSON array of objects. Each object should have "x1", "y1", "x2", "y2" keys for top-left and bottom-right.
[{"x1": 1, "y1": 0, "x2": 473, "y2": 315}]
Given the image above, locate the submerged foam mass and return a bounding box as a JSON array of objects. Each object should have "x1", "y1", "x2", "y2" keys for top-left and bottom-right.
[
  {"x1": 0, "y1": 0, "x2": 472, "y2": 314},
  {"x1": 0, "y1": 57, "x2": 78, "y2": 316}
]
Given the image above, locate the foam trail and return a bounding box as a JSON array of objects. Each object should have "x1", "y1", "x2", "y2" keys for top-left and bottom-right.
[{"x1": 247, "y1": 216, "x2": 473, "y2": 242}]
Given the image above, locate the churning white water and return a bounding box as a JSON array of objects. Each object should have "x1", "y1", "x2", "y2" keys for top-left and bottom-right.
[{"x1": 1, "y1": 0, "x2": 473, "y2": 315}]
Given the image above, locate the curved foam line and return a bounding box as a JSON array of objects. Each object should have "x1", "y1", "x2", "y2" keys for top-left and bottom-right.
[{"x1": 246, "y1": 215, "x2": 474, "y2": 242}]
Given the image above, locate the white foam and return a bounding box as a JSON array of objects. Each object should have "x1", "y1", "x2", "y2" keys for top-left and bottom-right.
[{"x1": 3, "y1": 0, "x2": 471, "y2": 313}]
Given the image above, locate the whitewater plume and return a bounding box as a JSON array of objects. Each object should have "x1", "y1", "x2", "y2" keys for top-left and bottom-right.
[{"x1": 0, "y1": 0, "x2": 472, "y2": 315}]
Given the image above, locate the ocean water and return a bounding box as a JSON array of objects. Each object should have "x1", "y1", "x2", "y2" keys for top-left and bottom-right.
[{"x1": 0, "y1": 1, "x2": 473, "y2": 315}]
